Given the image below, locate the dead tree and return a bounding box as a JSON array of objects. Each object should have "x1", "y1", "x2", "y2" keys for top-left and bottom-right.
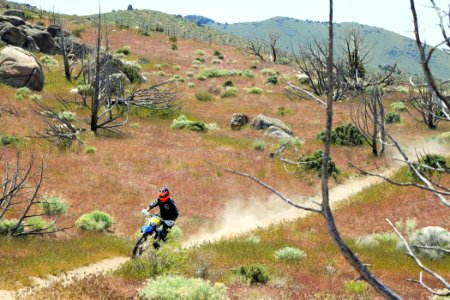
[
  {"x1": 406, "y1": 85, "x2": 445, "y2": 129},
  {"x1": 263, "y1": 31, "x2": 280, "y2": 63},
  {"x1": 288, "y1": 40, "x2": 350, "y2": 101},
  {"x1": 0, "y1": 104, "x2": 18, "y2": 117},
  {"x1": 340, "y1": 28, "x2": 372, "y2": 83},
  {"x1": 247, "y1": 37, "x2": 266, "y2": 62},
  {"x1": 0, "y1": 155, "x2": 69, "y2": 236},
  {"x1": 215, "y1": 2, "x2": 401, "y2": 298},
  {"x1": 410, "y1": 0, "x2": 450, "y2": 116},
  {"x1": 32, "y1": 100, "x2": 84, "y2": 149},
  {"x1": 352, "y1": 87, "x2": 386, "y2": 156}
]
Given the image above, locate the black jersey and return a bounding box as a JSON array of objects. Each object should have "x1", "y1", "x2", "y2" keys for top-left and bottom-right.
[{"x1": 148, "y1": 198, "x2": 179, "y2": 221}]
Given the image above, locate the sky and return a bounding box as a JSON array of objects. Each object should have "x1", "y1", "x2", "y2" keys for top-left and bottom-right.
[{"x1": 12, "y1": 0, "x2": 449, "y2": 45}]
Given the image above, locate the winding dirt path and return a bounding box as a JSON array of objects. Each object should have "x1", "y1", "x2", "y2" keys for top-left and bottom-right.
[
  {"x1": 0, "y1": 257, "x2": 129, "y2": 300},
  {"x1": 0, "y1": 138, "x2": 448, "y2": 299}
]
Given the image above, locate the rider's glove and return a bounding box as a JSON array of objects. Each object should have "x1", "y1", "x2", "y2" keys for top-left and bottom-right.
[{"x1": 141, "y1": 208, "x2": 148, "y2": 215}]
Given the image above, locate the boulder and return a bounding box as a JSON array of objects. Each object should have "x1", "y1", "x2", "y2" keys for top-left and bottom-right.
[
  {"x1": 0, "y1": 15, "x2": 26, "y2": 27},
  {"x1": 2, "y1": 10, "x2": 26, "y2": 20},
  {"x1": 264, "y1": 125, "x2": 292, "y2": 139},
  {"x1": 0, "y1": 46, "x2": 44, "y2": 90},
  {"x1": 251, "y1": 114, "x2": 293, "y2": 136},
  {"x1": 23, "y1": 36, "x2": 40, "y2": 52},
  {"x1": 25, "y1": 28, "x2": 56, "y2": 54},
  {"x1": 230, "y1": 113, "x2": 250, "y2": 130},
  {"x1": 0, "y1": 23, "x2": 28, "y2": 47},
  {"x1": 46, "y1": 24, "x2": 68, "y2": 38}
]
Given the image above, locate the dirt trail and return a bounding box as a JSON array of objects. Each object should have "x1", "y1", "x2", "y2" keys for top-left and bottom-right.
[
  {"x1": 0, "y1": 257, "x2": 129, "y2": 300},
  {"x1": 1, "y1": 138, "x2": 448, "y2": 298}
]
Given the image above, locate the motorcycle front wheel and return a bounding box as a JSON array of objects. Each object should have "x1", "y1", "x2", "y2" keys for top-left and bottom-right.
[{"x1": 132, "y1": 235, "x2": 148, "y2": 258}]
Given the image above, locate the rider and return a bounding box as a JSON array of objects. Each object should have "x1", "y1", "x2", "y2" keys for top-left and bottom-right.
[{"x1": 146, "y1": 186, "x2": 179, "y2": 248}]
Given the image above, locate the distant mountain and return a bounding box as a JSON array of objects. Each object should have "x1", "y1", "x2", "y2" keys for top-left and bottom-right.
[
  {"x1": 200, "y1": 16, "x2": 450, "y2": 80},
  {"x1": 183, "y1": 15, "x2": 215, "y2": 26},
  {"x1": 91, "y1": 9, "x2": 450, "y2": 79},
  {"x1": 92, "y1": 10, "x2": 245, "y2": 48}
]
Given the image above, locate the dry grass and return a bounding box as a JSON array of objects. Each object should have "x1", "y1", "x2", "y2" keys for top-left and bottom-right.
[{"x1": 0, "y1": 22, "x2": 449, "y2": 299}]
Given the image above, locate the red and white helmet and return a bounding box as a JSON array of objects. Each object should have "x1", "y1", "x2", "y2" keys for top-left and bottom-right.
[{"x1": 158, "y1": 186, "x2": 170, "y2": 202}]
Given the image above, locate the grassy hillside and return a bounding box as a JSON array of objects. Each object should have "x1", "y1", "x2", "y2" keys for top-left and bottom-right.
[
  {"x1": 87, "y1": 9, "x2": 245, "y2": 48},
  {"x1": 205, "y1": 16, "x2": 450, "y2": 80},
  {"x1": 0, "y1": 6, "x2": 449, "y2": 299}
]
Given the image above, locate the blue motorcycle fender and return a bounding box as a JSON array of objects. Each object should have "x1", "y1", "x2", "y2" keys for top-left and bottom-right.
[{"x1": 141, "y1": 225, "x2": 154, "y2": 234}]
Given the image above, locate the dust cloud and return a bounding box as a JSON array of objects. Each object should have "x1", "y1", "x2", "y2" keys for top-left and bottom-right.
[{"x1": 184, "y1": 136, "x2": 450, "y2": 247}]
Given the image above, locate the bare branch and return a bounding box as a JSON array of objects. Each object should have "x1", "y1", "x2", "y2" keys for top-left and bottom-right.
[
  {"x1": 207, "y1": 161, "x2": 322, "y2": 213},
  {"x1": 387, "y1": 219, "x2": 450, "y2": 293}
]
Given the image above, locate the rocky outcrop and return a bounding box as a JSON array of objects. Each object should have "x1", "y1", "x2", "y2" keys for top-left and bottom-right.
[
  {"x1": 230, "y1": 113, "x2": 250, "y2": 130},
  {"x1": 251, "y1": 114, "x2": 293, "y2": 137},
  {"x1": 0, "y1": 10, "x2": 88, "y2": 57},
  {"x1": 2, "y1": 10, "x2": 26, "y2": 20},
  {"x1": 0, "y1": 46, "x2": 44, "y2": 90}
]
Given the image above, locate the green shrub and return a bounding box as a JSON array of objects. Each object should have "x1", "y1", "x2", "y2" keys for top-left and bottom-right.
[
  {"x1": 317, "y1": 124, "x2": 365, "y2": 146},
  {"x1": 275, "y1": 247, "x2": 306, "y2": 262},
  {"x1": 154, "y1": 64, "x2": 162, "y2": 70},
  {"x1": 40, "y1": 195, "x2": 68, "y2": 216},
  {"x1": 355, "y1": 232, "x2": 398, "y2": 248},
  {"x1": 220, "y1": 86, "x2": 238, "y2": 98},
  {"x1": 30, "y1": 94, "x2": 42, "y2": 101},
  {"x1": 195, "y1": 91, "x2": 213, "y2": 102},
  {"x1": 344, "y1": 280, "x2": 369, "y2": 295},
  {"x1": 222, "y1": 80, "x2": 234, "y2": 88},
  {"x1": 211, "y1": 58, "x2": 222, "y2": 64},
  {"x1": 213, "y1": 50, "x2": 222, "y2": 57},
  {"x1": 386, "y1": 112, "x2": 401, "y2": 123},
  {"x1": 196, "y1": 57, "x2": 206, "y2": 63},
  {"x1": 0, "y1": 219, "x2": 24, "y2": 235},
  {"x1": 261, "y1": 68, "x2": 277, "y2": 77},
  {"x1": 276, "y1": 107, "x2": 288, "y2": 116},
  {"x1": 278, "y1": 136, "x2": 304, "y2": 148},
  {"x1": 77, "y1": 84, "x2": 93, "y2": 97},
  {"x1": 171, "y1": 115, "x2": 208, "y2": 132},
  {"x1": 0, "y1": 135, "x2": 21, "y2": 146},
  {"x1": 27, "y1": 216, "x2": 54, "y2": 231},
  {"x1": 59, "y1": 111, "x2": 76, "y2": 121},
  {"x1": 157, "y1": 71, "x2": 167, "y2": 77},
  {"x1": 173, "y1": 64, "x2": 181, "y2": 70},
  {"x1": 298, "y1": 150, "x2": 340, "y2": 177},
  {"x1": 16, "y1": 87, "x2": 31, "y2": 100},
  {"x1": 391, "y1": 102, "x2": 407, "y2": 112},
  {"x1": 171, "y1": 75, "x2": 185, "y2": 83},
  {"x1": 236, "y1": 264, "x2": 270, "y2": 284},
  {"x1": 171, "y1": 43, "x2": 178, "y2": 50},
  {"x1": 40, "y1": 55, "x2": 58, "y2": 66},
  {"x1": 139, "y1": 276, "x2": 227, "y2": 300},
  {"x1": 169, "y1": 36, "x2": 177, "y2": 43},
  {"x1": 253, "y1": 139, "x2": 265, "y2": 151},
  {"x1": 406, "y1": 226, "x2": 450, "y2": 260},
  {"x1": 266, "y1": 76, "x2": 278, "y2": 85},
  {"x1": 123, "y1": 62, "x2": 142, "y2": 83},
  {"x1": 241, "y1": 70, "x2": 255, "y2": 78},
  {"x1": 411, "y1": 153, "x2": 448, "y2": 179},
  {"x1": 116, "y1": 46, "x2": 131, "y2": 56},
  {"x1": 246, "y1": 87, "x2": 263, "y2": 94},
  {"x1": 75, "y1": 211, "x2": 113, "y2": 231},
  {"x1": 186, "y1": 71, "x2": 194, "y2": 78},
  {"x1": 84, "y1": 146, "x2": 96, "y2": 154},
  {"x1": 195, "y1": 49, "x2": 205, "y2": 56},
  {"x1": 439, "y1": 132, "x2": 450, "y2": 144},
  {"x1": 71, "y1": 25, "x2": 85, "y2": 38},
  {"x1": 196, "y1": 75, "x2": 207, "y2": 81},
  {"x1": 276, "y1": 57, "x2": 291, "y2": 65},
  {"x1": 187, "y1": 83, "x2": 195, "y2": 88}
]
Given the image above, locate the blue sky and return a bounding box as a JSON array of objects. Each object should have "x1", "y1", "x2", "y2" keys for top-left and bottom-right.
[{"x1": 13, "y1": 0, "x2": 448, "y2": 44}]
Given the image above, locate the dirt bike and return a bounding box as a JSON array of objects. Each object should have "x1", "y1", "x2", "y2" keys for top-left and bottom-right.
[{"x1": 132, "y1": 209, "x2": 174, "y2": 258}]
